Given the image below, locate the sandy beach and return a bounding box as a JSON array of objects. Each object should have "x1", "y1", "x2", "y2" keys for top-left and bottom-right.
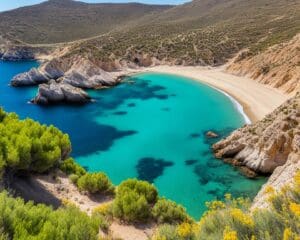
[{"x1": 140, "y1": 65, "x2": 289, "y2": 122}]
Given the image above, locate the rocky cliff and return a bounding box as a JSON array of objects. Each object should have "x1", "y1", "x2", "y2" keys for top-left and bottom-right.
[
  {"x1": 213, "y1": 93, "x2": 299, "y2": 173},
  {"x1": 32, "y1": 80, "x2": 91, "y2": 105},
  {"x1": 11, "y1": 56, "x2": 123, "y2": 104},
  {"x1": 213, "y1": 93, "x2": 300, "y2": 207},
  {"x1": 227, "y1": 34, "x2": 300, "y2": 95}
]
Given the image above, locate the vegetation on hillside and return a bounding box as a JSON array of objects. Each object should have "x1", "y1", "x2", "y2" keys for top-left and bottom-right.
[
  {"x1": 0, "y1": 0, "x2": 171, "y2": 44},
  {"x1": 0, "y1": 108, "x2": 299, "y2": 239},
  {"x1": 151, "y1": 172, "x2": 300, "y2": 240},
  {"x1": 64, "y1": 0, "x2": 300, "y2": 66},
  {"x1": 0, "y1": 192, "x2": 100, "y2": 240},
  {"x1": 0, "y1": 109, "x2": 70, "y2": 175}
]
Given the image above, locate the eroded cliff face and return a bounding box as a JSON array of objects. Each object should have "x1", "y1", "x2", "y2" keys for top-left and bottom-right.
[
  {"x1": 227, "y1": 34, "x2": 300, "y2": 95},
  {"x1": 213, "y1": 93, "x2": 300, "y2": 207},
  {"x1": 213, "y1": 93, "x2": 300, "y2": 173}
]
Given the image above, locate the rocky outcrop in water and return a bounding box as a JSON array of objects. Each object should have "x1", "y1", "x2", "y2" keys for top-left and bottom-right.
[
  {"x1": 213, "y1": 93, "x2": 300, "y2": 174},
  {"x1": 62, "y1": 59, "x2": 117, "y2": 89},
  {"x1": 32, "y1": 80, "x2": 91, "y2": 105},
  {"x1": 11, "y1": 57, "x2": 123, "y2": 105},
  {"x1": 11, "y1": 57, "x2": 120, "y2": 88},
  {"x1": 213, "y1": 93, "x2": 300, "y2": 207},
  {"x1": 11, "y1": 68, "x2": 49, "y2": 86}
]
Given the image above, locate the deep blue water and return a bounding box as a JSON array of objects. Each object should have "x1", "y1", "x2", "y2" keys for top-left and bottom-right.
[{"x1": 0, "y1": 60, "x2": 266, "y2": 219}]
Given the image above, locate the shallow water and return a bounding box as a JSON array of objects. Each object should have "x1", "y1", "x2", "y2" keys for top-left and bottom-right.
[{"x1": 0, "y1": 61, "x2": 266, "y2": 219}]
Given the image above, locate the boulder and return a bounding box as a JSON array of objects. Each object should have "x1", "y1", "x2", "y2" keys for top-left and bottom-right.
[
  {"x1": 32, "y1": 80, "x2": 91, "y2": 105},
  {"x1": 206, "y1": 131, "x2": 219, "y2": 138},
  {"x1": 61, "y1": 59, "x2": 117, "y2": 88},
  {"x1": 11, "y1": 68, "x2": 49, "y2": 86}
]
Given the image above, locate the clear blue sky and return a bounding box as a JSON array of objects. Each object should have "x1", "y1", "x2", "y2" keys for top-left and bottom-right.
[{"x1": 0, "y1": 0, "x2": 190, "y2": 12}]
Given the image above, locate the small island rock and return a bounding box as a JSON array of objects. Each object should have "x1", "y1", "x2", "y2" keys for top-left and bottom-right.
[
  {"x1": 206, "y1": 131, "x2": 219, "y2": 138},
  {"x1": 32, "y1": 80, "x2": 91, "y2": 105}
]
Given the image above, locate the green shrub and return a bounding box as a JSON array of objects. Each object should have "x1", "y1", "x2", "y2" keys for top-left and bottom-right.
[
  {"x1": 69, "y1": 173, "x2": 80, "y2": 184},
  {"x1": 112, "y1": 179, "x2": 158, "y2": 222},
  {"x1": 60, "y1": 158, "x2": 86, "y2": 176},
  {"x1": 77, "y1": 173, "x2": 114, "y2": 194},
  {"x1": 117, "y1": 179, "x2": 158, "y2": 204},
  {"x1": 0, "y1": 109, "x2": 71, "y2": 173},
  {"x1": 152, "y1": 198, "x2": 190, "y2": 224},
  {"x1": 0, "y1": 192, "x2": 100, "y2": 240}
]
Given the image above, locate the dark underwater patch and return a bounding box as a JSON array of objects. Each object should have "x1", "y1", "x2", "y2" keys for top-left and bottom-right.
[
  {"x1": 161, "y1": 107, "x2": 170, "y2": 112},
  {"x1": 185, "y1": 159, "x2": 198, "y2": 166},
  {"x1": 190, "y1": 133, "x2": 201, "y2": 138},
  {"x1": 127, "y1": 103, "x2": 136, "y2": 107},
  {"x1": 193, "y1": 164, "x2": 214, "y2": 185},
  {"x1": 113, "y1": 111, "x2": 127, "y2": 115},
  {"x1": 136, "y1": 157, "x2": 174, "y2": 183}
]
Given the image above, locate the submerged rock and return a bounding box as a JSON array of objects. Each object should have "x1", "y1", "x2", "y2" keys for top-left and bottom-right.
[
  {"x1": 32, "y1": 80, "x2": 91, "y2": 105},
  {"x1": 206, "y1": 131, "x2": 219, "y2": 138}
]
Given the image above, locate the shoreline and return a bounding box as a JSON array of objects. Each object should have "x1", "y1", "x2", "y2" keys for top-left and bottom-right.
[{"x1": 134, "y1": 65, "x2": 289, "y2": 122}]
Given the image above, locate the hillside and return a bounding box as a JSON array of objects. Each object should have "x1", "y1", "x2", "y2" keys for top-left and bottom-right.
[
  {"x1": 0, "y1": 0, "x2": 172, "y2": 44},
  {"x1": 62, "y1": 0, "x2": 300, "y2": 67},
  {"x1": 227, "y1": 34, "x2": 300, "y2": 95}
]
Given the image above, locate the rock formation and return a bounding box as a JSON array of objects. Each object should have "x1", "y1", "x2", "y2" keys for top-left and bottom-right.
[
  {"x1": 11, "y1": 57, "x2": 120, "y2": 89},
  {"x1": 213, "y1": 93, "x2": 300, "y2": 207},
  {"x1": 213, "y1": 93, "x2": 300, "y2": 174},
  {"x1": 32, "y1": 80, "x2": 91, "y2": 105}
]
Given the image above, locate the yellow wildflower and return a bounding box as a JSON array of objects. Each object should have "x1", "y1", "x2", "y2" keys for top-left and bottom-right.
[
  {"x1": 177, "y1": 222, "x2": 193, "y2": 238},
  {"x1": 289, "y1": 202, "x2": 300, "y2": 217},
  {"x1": 264, "y1": 186, "x2": 275, "y2": 194},
  {"x1": 223, "y1": 226, "x2": 238, "y2": 240},
  {"x1": 283, "y1": 228, "x2": 293, "y2": 240},
  {"x1": 152, "y1": 234, "x2": 166, "y2": 240},
  {"x1": 230, "y1": 208, "x2": 254, "y2": 227},
  {"x1": 92, "y1": 202, "x2": 111, "y2": 215},
  {"x1": 294, "y1": 171, "x2": 300, "y2": 186},
  {"x1": 206, "y1": 200, "x2": 226, "y2": 211},
  {"x1": 250, "y1": 235, "x2": 256, "y2": 240},
  {"x1": 225, "y1": 193, "x2": 232, "y2": 201},
  {"x1": 61, "y1": 198, "x2": 76, "y2": 207}
]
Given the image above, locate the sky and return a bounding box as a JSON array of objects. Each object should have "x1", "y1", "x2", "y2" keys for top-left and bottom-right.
[{"x1": 0, "y1": 0, "x2": 190, "y2": 12}]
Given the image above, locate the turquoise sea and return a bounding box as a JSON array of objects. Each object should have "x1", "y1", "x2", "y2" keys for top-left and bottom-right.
[{"x1": 0, "y1": 60, "x2": 266, "y2": 219}]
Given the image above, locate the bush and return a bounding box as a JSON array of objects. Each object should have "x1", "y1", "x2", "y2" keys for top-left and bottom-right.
[
  {"x1": 0, "y1": 192, "x2": 100, "y2": 240},
  {"x1": 77, "y1": 173, "x2": 114, "y2": 194},
  {"x1": 112, "y1": 179, "x2": 158, "y2": 222},
  {"x1": 152, "y1": 198, "x2": 190, "y2": 224},
  {"x1": 117, "y1": 179, "x2": 158, "y2": 204},
  {"x1": 196, "y1": 172, "x2": 300, "y2": 240},
  {"x1": 60, "y1": 158, "x2": 86, "y2": 177},
  {"x1": 0, "y1": 109, "x2": 71, "y2": 173}
]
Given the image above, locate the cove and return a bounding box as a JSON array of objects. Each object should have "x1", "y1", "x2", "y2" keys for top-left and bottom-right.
[{"x1": 0, "y1": 60, "x2": 266, "y2": 219}]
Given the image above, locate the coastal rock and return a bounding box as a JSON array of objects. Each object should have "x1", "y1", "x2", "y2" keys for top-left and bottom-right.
[
  {"x1": 11, "y1": 58, "x2": 68, "y2": 86},
  {"x1": 11, "y1": 68, "x2": 49, "y2": 86},
  {"x1": 11, "y1": 57, "x2": 120, "y2": 90},
  {"x1": 206, "y1": 131, "x2": 219, "y2": 138},
  {"x1": 213, "y1": 93, "x2": 300, "y2": 207},
  {"x1": 213, "y1": 93, "x2": 300, "y2": 173},
  {"x1": 32, "y1": 80, "x2": 91, "y2": 105},
  {"x1": 61, "y1": 59, "x2": 118, "y2": 89},
  {"x1": 0, "y1": 46, "x2": 35, "y2": 61}
]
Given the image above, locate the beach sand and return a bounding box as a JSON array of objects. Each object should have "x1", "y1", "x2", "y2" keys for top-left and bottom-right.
[{"x1": 139, "y1": 65, "x2": 289, "y2": 122}]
